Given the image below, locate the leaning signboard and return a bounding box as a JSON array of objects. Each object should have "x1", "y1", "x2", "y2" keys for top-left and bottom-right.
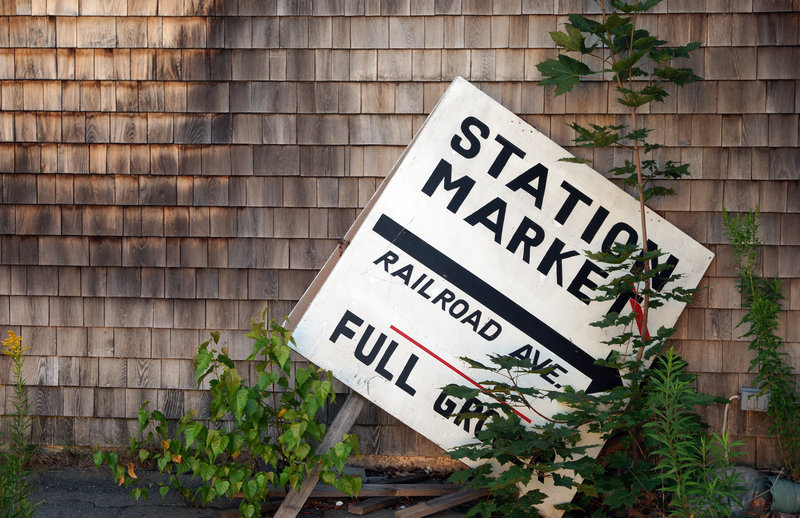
[{"x1": 288, "y1": 77, "x2": 713, "y2": 515}]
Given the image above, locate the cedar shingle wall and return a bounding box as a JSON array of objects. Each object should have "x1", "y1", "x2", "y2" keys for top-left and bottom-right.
[{"x1": 0, "y1": 0, "x2": 798, "y2": 465}]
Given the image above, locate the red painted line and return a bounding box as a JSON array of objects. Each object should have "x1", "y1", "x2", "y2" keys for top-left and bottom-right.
[{"x1": 390, "y1": 325, "x2": 532, "y2": 424}]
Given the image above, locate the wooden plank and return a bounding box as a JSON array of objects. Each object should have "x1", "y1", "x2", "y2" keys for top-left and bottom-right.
[
  {"x1": 349, "y1": 496, "x2": 399, "y2": 515},
  {"x1": 347, "y1": 468, "x2": 430, "y2": 514},
  {"x1": 394, "y1": 488, "x2": 489, "y2": 518},
  {"x1": 272, "y1": 392, "x2": 368, "y2": 518},
  {"x1": 257, "y1": 482, "x2": 460, "y2": 499}
]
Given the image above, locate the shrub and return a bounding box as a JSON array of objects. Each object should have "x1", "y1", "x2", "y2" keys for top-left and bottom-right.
[{"x1": 95, "y1": 311, "x2": 361, "y2": 518}]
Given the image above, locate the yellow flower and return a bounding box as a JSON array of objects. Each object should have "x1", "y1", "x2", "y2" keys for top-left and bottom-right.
[{"x1": 2, "y1": 330, "x2": 27, "y2": 359}]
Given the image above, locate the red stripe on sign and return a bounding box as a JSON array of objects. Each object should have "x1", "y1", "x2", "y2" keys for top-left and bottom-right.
[{"x1": 390, "y1": 325, "x2": 532, "y2": 424}]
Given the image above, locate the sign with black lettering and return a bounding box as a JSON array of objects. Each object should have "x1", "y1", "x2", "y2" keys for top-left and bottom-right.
[{"x1": 288, "y1": 77, "x2": 713, "y2": 515}]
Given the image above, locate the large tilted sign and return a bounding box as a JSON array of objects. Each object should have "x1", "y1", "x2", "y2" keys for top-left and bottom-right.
[{"x1": 288, "y1": 77, "x2": 713, "y2": 514}]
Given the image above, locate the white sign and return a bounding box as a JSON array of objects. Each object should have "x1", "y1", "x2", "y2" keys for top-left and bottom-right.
[{"x1": 288, "y1": 77, "x2": 713, "y2": 514}]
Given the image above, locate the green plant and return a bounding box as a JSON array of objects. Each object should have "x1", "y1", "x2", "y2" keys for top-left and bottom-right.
[
  {"x1": 1, "y1": 330, "x2": 39, "y2": 518},
  {"x1": 445, "y1": 1, "x2": 740, "y2": 516},
  {"x1": 643, "y1": 348, "x2": 742, "y2": 517},
  {"x1": 723, "y1": 207, "x2": 800, "y2": 480},
  {"x1": 445, "y1": 358, "x2": 598, "y2": 518},
  {"x1": 95, "y1": 311, "x2": 361, "y2": 518}
]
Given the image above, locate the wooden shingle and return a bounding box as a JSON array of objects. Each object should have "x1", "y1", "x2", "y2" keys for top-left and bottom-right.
[
  {"x1": 245, "y1": 268, "x2": 278, "y2": 299},
  {"x1": 209, "y1": 206, "x2": 236, "y2": 236},
  {"x1": 13, "y1": 145, "x2": 40, "y2": 174},
  {"x1": 224, "y1": 16, "x2": 252, "y2": 48},
  {"x1": 279, "y1": 16, "x2": 309, "y2": 48},
  {"x1": 156, "y1": 49, "x2": 182, "y2": 81},
  {"x1": 113, "y1": 49, "x2": 131, "y2": 80},
  {"x1": 232, "y1": 113, "x2": 262, "y2": 144},
  {"x1": 742, "y1": 114, "x2": 769, "y2": 146},
  {"x1": 349, "y1": 49, "x2": 377, "y2": 80},
  {"x1": 74, "y1": 175, "x2": 114, "y2": 205},
  {"x1": 9, "y1": 295, "x2": 49, "y2": 326},
  {"x1": 162, "y1": 17, "x2": 207, "y2": 48},
  {"x1": 165, "y1": 267, "x2": 195, "y2": 298},
  {"x1": 110, "y1": 114, "x2": 147, "y2": 143},
  {"x1": 122, "y1": 148, "x2": 148, "y2": 174},
  {"x1": 75, "y1": 17, "x2": 115, "y2": 48},
  {"x1": 201, "y1": 146, "x2": 232, "y2": 175},
  {"x1": 717, "y1": 81, "x2": 765, "y2": 113},
  {"x1": 86, "y1": 114, "x2": 110, "y2": 143},
  {"x1": 262, "y1": 114, "x2": 297, "y2": 144},
  {"x1": 765, "y1": 80, "x2": 795, "y2": 113},
  {"x1": 205, "y1": 300, "x2": 238, "y2": 329},
  {"x1": 756, "y1": 12, "x2": 799, "y2": 46},
  {"x1": 769, "y1": 148, "x2": 800, "y2": 180},
  {"x1": 115, "y1": 17, "x2": 147, "y2": 48},
  {"x1": 768, "y1": 114, "x2": 799, "y2": 147},
  {"x1": 130, "y1": 50, "x2": 156, "y2": 81},
  {"x1": 173, "y1": 299, "x2": 205, "y2": 329},
  {"x1": 349, "y1": 114, "x2": 411, "y2": 145},
  {"x1": 187, "y1": 82, "x2": 229, "y2": 113},
  {"x1": 89, "y1": 237, "x2": 122, "y2": 266},
  {"x1": 705, "y1": 47, "x2": 757, "y2": 80},
  {"x1": 174, "y1": 114, "x2": 211, "y2": 144},
  {"x1": 231, "y1": 49, "x2": 269, "y2": 81}
]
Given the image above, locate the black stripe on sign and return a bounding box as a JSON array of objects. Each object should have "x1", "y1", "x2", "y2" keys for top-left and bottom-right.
[{"x1": 372, "y1": 213, "x2": 619, "y2": 393}]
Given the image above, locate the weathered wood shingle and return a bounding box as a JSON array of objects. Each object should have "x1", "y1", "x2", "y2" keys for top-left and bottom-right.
[{"x1": 0, "y1": 2, "x2": 797, "y2": 467}]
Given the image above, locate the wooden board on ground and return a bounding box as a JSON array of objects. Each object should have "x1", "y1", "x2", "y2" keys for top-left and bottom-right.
[
  {"x1": 347, "y1": 474, "x2": 431, "y2": 515},
  {"x1": 348, "y1": 496, "x2": 401, "y2": 515},
  {"x1": 394, "y1": 488, "x2": 490, "y2": 518},
  {"x1": 267, "y1": 482, "x2": 461, "y2": 499}
]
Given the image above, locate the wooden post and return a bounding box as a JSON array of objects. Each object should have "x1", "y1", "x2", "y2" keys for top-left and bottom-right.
[{"x1": 273, "y1": 391, "x2": 368, "y2": 518}]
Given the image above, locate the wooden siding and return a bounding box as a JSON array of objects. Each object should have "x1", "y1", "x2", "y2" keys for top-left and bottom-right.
[{"x1": 0, "y1": 0, "x2": 798, "y2": 466}]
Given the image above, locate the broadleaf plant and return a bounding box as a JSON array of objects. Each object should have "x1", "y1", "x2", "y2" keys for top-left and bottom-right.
[
  {"x1": 95, "y1": 310, "x2": 361, "y2": 518},
  {"x1": 446, "y1": 2, "x2": 742, "y2": 516}
]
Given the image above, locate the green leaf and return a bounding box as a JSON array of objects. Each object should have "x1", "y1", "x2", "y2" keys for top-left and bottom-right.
[
  {"x1": 159, "y1": 486, "x2": 169, "y2": 499},
  {"x1": 198, "y1": 461, "x2": 216, "y2": 481},
  {"x1": 295, "y1": 367, "x2": 312, "y2": 388},
  {"x1": 294, "y1": 442, "x2": 311, "y2": 461},
  {"x1": 550, "y1": 25, "x2": 596, "y2": 54},
  {"x1": 194, "y1": 348, "x2": 213, "y2": 382},
  {"x1": 567, "y1": 13, "x2": 599, "y2": 33},
  {"x1": 559, "y1": 156, "x2": 592, "y2": 164},
  {"x1": 537, "y1": 55, "x2": 593, "y2": 96},
  {"x1": 232, "y1": 387, "x2": 249, "y2": 420},
  {"x1": 215, "y1": 480, "x2": 230, "y2": 496},
  {"x1": 274, "y1": 344, "x2": 292, "y2": 372},
  {"x1": 610, "y1": 0, "x2": 661, "y2": 13},
  {"x1": 137, "y1": 403, "x2": 150, "y2": 432},
  {"x1": 611, "y1": 49, "x2": 647, "y2": 73},
  {"x1": 257, "y1": 371, "x2": 278, "y2": 390},
  {"x1": 333, "y1": 474, "x2": 362, "y2": 497},
  {"x1": 184, "y1": 422, "x2": 202, "y2": 448},
  {"x1": 653, "y1": 66, "x2": 701, "y2": 86},
  {"x1": 206, "y1": 429, "x2": 223, "y2": 456}
]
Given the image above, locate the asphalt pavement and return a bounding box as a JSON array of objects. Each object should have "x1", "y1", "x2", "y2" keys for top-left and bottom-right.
[{"x1": 30, "y1": 467, "x2": 465, "y2": 518}]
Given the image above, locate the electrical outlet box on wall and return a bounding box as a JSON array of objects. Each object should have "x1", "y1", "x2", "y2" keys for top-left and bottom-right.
[{"x1": 740, "y1": 387, "x2": 769, "y2": 412}]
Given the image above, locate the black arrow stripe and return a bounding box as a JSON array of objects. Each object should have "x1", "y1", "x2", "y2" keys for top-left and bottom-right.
[{"x1": 372, "y1": 213, "x2": 620, "y2": 393}]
